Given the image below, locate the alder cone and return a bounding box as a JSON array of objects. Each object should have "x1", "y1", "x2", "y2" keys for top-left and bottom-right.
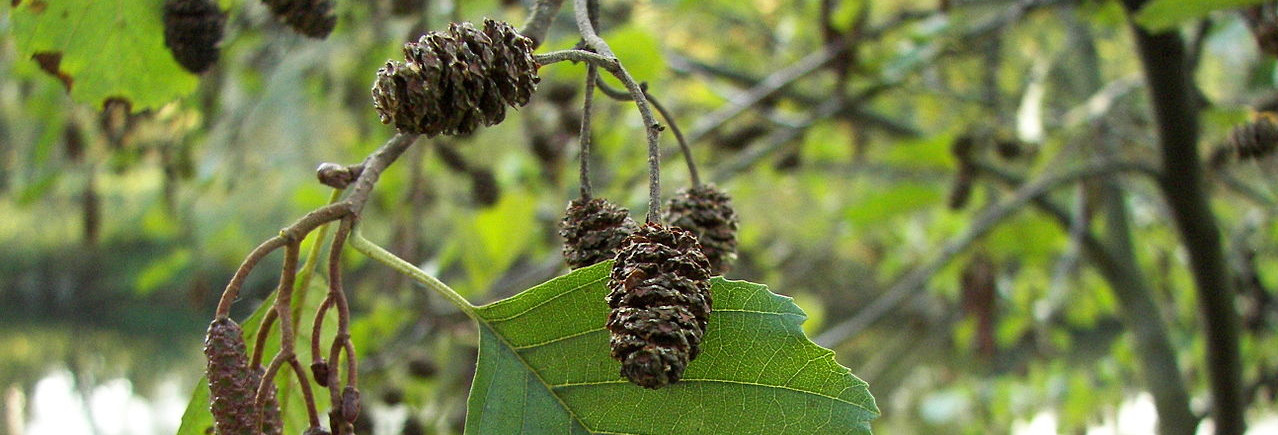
[
  {"x1": 606, "y1": 224, "x2": 712, "y2": 389},
  {"x1": 663, "y1": 185, "x2": 739, "y2": 275},
  {"x1": 560, "y1": 198, "x2": 637, "y2": 269},
  {"x1": 372, "y1": 20, "x2": 539, "y2": 137},
  {"x1": 162, "y1": 0, "x2": 226, "y2": 73},
  {"x1": 204, "y1": 317, "x2": 259, "y2": 434},
  {"x1": 1230, "y1": 116, "x2": 1278, "y2": 161},
  {"x1": 261, "y1": 0, "x2": 336, "y2": 38}
]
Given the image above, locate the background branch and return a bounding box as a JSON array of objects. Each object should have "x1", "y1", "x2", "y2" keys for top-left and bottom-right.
[
  {"x1": 519, "y1": 0, "x2": 566, "y2": 48},
  {"x1": 1121, "y1": 2, "x2": 1244, "y2": 432},
  {"x1": 815, "y1": 159, "x2": 1159, "y2": 347}
]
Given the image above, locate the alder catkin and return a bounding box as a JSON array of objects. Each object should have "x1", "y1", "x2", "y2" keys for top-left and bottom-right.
[
  {"x1": 372, "y1": 20, "x2": 539, "y2": 137},
  {"x1": 162, "y1": 0, "x2": 226, "y2": 73},
  {"x1": 663, "y1": 185, "x2": 740, "y2": 275},
  {"x1": 204, "y1": 317, "x2": 259, "y2": 434},
  {"x1": 560, "y1": 198, "x2": 638, "y2": 269},
  {"x1": 606, "y1": 224, "x2": 712, "y2": 389}
]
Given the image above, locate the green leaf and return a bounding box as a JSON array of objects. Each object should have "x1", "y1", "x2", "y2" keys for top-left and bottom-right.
[
  {"x1": 465, "y1": 262, "x2": 879, "y2": 434},
  {"x1": 1134, "y1": 0, "x2": 1268, "y2": 32},
  {"x1": 844, "y1": 183, "x2": 942, "y2": 229},
  {"x1": 601, "y1": 24, "x2": 666, "y2": 85},
  {"x1": 8, "y1": 0, "x2": 200, "y2": 109}
]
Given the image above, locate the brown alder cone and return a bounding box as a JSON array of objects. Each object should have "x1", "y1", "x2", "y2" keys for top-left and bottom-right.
[
  {"x1": 663, "y1": 185, "x2": 740, "y2": 275},
  {"x1": 606, "y1": 224, "x2": 712, "y2": 389},
  {"x1": 560, "y1": 198, "x2": 637, "y2": 269},
  {"x1": 162, "y1": 0, "x2": 226, "y2": 73},
  {"x1": 372, "y1": 20, "x2": 539, "y2": 137},
  {"x1": 1229, "y1": 114, "x2": 1278, "y2": 161},
  {"x1": 260, "y1": 0, "x2": 336, "y2": 38},
  {"x1": 204, "y1": 317, "x2": 259, "y2": 434}
]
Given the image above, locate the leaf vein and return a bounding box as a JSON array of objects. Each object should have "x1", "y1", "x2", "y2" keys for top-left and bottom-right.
[
  {"x1": 485, "y1": 275, "x2": 608, "y2": 322},
  {"x1": 512, "y1": 327, "x2": 605, "y2": 350}
]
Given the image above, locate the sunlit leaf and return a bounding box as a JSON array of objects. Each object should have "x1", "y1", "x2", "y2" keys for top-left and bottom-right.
[
  {"x1": 465, "y1": 262, "x2": 879, "y2": 434},
  {"x1": 1134, "y1": 0, "x2": 1268, "y2": 32}
]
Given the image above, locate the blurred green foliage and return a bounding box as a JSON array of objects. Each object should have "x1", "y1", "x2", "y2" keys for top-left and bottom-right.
[{"x1": 3, "y1": 0, "x2": 1278, "y2": 433}]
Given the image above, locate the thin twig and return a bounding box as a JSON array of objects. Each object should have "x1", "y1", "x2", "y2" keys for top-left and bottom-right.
[
  {"x1": 326, "y1": 218, "x2": 354, "y2": 409},
  {"x1": 214, "y1": 134, "x2": 420, "y2": 317},
  {"x1": 251, "y1": 308, "x2": 279, "y2": 368},
  {"x1": 570, "y1": 0, "x2": 666, "y2": 222},
  {"x1": 286, "y1": 357, "x2": 322, "y2": 427},
  {"x1": 519, "y1": 0, "x2": 566, "y2": 48},
  {"x1": 274, "y1": 243, "x2": 302, "y2": 358},
  {"x1": 216, "y1": 236, "x2": 287, "y2": 317},
  {"x1": 310, "y1": 296, "x2": 332, "y2": 369},
  {"x1": 594, "y1": 78, "x2": 702, "y2": 187},
  {"x1": 349, "y1": 227, "x2": 478, "y2": 318},
  {"x1": 710, "y1": 98, "x2": 843, "y2": 184},
  {"x1": 579, "y1": 64, "x2": 598, "y2": 199},
  {"x1": 292, "y1": 189, "x2": 343, "y2": 329},
  {"x1": 684, "y1": 42, "x2": 847, "y2": 147}
]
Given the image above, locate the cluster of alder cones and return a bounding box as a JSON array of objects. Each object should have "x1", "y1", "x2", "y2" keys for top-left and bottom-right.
[
  {"x1": 163, "y1": 0, "x2": 336, "y2": 74},
  {"x1": 207, "y1": 17, "x2": 741, "y2": 434},
  {"x1": 562, "y1": 188, "x2": 739, "y2": 390}
]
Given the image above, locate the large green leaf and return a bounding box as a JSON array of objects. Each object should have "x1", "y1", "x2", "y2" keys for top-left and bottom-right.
[
  {"x1": 1134, "y1": 0, "x2": 1268, "y2": 31},
  {"x1": 8, "y1": 0, "x2": 200, "y2": 109},
  {"x1": 466, "y1": 262, "x2": 879, "y2": 434}
]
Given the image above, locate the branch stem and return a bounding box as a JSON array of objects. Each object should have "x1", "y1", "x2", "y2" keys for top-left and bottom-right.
[
  {"x1": 570, "y1": 0, "x2": 665, "y2": 221},
  {"x1": 593, "y1": 78, "x2": 701, "y2": 187},
  {"x1": 579, "y1": 65, "x2": 598, "y2": 199},
  {"x1": 1121, "y1": 2, "x2": 1244, "y2": 431},
  {"x1": 349, "y1": 227, "x2": 478, "y2": 319}
]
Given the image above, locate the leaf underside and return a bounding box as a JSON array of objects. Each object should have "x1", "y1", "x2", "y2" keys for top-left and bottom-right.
[{"x1": 466, "y1": 262, "x2": 879, "y2": 434}]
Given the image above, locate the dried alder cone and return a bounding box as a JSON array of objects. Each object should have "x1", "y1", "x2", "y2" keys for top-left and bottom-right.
[
  {"x1": 560, "y1": 198, "x2": 638, "y2": 269},
  {"x1": 663, "y1": 185, "x2": 740, "y2": 275},
  {"x1": 606, "y1": 224, "x2": 713, "y2": 389},
  {"x1": 1229, "y1": 114, "x2": 1278, "y2": 161},
  {"x1": 204, "y1": 317, "x2": 259, "y2": 434},
  {"x1": 372, "y1": 20, "x2": 540, "y2": 137},
  {"x1": 261, "y1": 0, "x2": 337, "y2": 38},
  {"x1": 162, "y1": 0, "x2": 226, "y2": 73}
]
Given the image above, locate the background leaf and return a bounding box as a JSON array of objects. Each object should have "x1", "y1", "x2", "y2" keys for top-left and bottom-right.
[
  {"x1": 8, "y1": 0, "x2": 200, "y2": 109},
  {"x1": 1134, "y1": 0, "x2": 1268, "y2": 31},
  {"x1": 465, "y1": 262, "x2": 879, "y2": 434}
]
